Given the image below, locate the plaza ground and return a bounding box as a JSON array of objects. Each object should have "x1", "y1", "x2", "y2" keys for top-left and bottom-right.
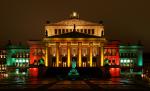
[{"x1": 0, "y1": 76, "x2": 150, "y2": 91}]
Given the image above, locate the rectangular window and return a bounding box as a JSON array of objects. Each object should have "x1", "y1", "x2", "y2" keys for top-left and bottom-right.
[
  {"x1": 92, "y1": 29, "x2": 94, "y2": 34},
  {"x1": 121, "y1": 53, "x2": 124, "y2": 58},
  {"x1": 84, "y1": 29, "x2": 87, "y2": 34},
  {"x1": 58, "y1": 29, "x2": 61, "y2": 34},
  {"x1": 134, "y1": 53, "x2": 137, "y2": 58},
  {"x1": 66, "y1": 29, "x2": 68, "y2": 33},
  {"x1": 81, "y1": 29, "x2": 83, "y2": 33},
  {"x1": 88, "y1": 29, "x2": 90, "y2": 34},
  {"x1": 55, "y1": 29, "x2": 57, "y2": 34}
]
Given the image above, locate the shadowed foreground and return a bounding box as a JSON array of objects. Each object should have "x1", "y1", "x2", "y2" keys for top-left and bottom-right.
[{"x1": 0, "y1": 77, "x2": 150, "y2": 91}]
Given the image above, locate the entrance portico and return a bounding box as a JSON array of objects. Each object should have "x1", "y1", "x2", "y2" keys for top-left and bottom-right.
[{"x1": 43, "y1": 34, "x2": 106, "y2": 67}]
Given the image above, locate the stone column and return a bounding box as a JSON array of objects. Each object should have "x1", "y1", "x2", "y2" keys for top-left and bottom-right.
[
  {"x1": 67, "y1": 42, "x2": 71, "y2": 67},
  {"x1": 45, "y1": 47, "x2": 48, "y2": 67},
  {"x1": 78, "y1": 42, "x2": 82, "y2": 67},
  {"x1": 45, "y1": 43, "x2": 49, "y2": 67},
  {"x1": 101, "y1": 45, "x2": 104, "y2": 67},
  {"x1": 89, "y1": 42, "x2": 93, "y2": 67},
  {"x1": 56, "y1": 42, "x2": 60, "y2": 67}
]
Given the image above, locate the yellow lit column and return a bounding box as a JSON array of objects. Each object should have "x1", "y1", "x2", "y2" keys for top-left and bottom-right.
[
  {"x1": 45, "y1": 47, "x2": 48, "y2": 67},
  {"x1": 56, "y1": 42, "x2": 59, "y2": 67},
  {"x1": 101, "y1": 46, "x2": 104, "y2": 67},
  {"x1": 67, "y1": 42, "x2": 71, "y2": 67},
  {"x1": 78, "y1": 42, "x2": 82, "y2": 67},
  {"x1": 89, "y1": 42, "x2": 93, "y2": 67}
]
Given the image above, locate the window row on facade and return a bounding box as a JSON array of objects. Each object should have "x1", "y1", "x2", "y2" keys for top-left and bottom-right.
[
  {"x1": 0, "y1": 64, "x2": 7, "y2": 71},
  {"x1": 32, "y1": 49, "x2": 45, "y2": 56},
  {"x1": 31, "y1": 47, "x2": 99, "y2": 57},
  {"x1": 104, "y1": 49, "x2": 118, "y2": 56},
  {"x1": 14, "y1": 58, "x2": 29, "y2": 67},
  {"x1": 54, "y1": 29, "x2": 95, "y2": 35},
  {"x1": 0, "y1": 50, "x2": 6, "y2": 55},
  {"x1": 120, "y1": 53, "x2": 137, "y2": 58},
  {"x1": 120, "y1": 59, "x2": 134, "y2": 67},
  {"x1": 0, "y1": 55, "x2": 6, "y2": 58},
  {"x1": 15, "y1": 63, "x2": 29, "y2": 67},
  {"x1": 12, "y1": 52, "x2": 29, "y2": 58}
]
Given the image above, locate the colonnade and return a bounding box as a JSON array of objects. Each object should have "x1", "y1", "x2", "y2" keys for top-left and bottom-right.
[{"x1": 45, "y1": 42, "x2": 104, "y2": 67}]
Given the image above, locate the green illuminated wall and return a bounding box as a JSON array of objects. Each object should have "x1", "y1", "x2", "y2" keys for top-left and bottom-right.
[
  {"x1": 119, "y1": 44, "x2": 143, "y2": 67},
  {"x1": 138, "y1": 50, "x2": 143, "y2": 66},
  {"x1": 6, "y1": 45, "x2": 29, "y2": 66}
]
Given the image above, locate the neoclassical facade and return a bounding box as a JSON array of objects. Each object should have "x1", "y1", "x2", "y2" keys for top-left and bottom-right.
[
  {"x1": 29, "y1": 12, "x2": 108, "y2": 68},
  {"x1": 28, "y1": 12, "x2": 143, "y2": 74}
]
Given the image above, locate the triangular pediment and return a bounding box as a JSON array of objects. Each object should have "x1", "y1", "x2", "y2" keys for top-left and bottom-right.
[{"x1": 48, "y1": 19, "x2": 101, "y2": 26}]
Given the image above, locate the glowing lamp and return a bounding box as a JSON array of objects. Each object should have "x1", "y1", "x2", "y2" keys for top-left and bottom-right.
[
  {"x1": 22, "y1": 72, "x2": 26, "y2": 75},
  {"x1": 26, "y1": 59, "x2": 29, "y2": 62},
  {"x1": 93, "y1": 54, "x2": 96, "y2": 56},
  {"x1": 120, "y1": 60, "x2": 123, "y2": 63},
  {"x1": 124, "y1": 60, "x2": 126, "y2": 63},
  {"x1": 16, "y1": 59, "x2": 18, "y2": 62},
  {"x1": 19, "y1": 59, "x2": 22, "y2": 63},
  {"x1": 73, "y1": 12, "x2": 77, "y2": 17},
  {"x1": 83, "y1": 54, "x2": 85, "y2": 56},
  {"x1": 73, "y1": 54, "x2": 76, "y2": 57},
  {"x1": 23, "y1": 59, "x2": 25, "y2": 62},
  {"x1": 16, "y1": 69, "x2": 19, "y2": 74}
]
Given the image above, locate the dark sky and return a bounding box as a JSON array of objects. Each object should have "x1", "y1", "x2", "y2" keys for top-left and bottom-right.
[{"x1": 0, "y1": 0, "x2": 150, "y2": 52}]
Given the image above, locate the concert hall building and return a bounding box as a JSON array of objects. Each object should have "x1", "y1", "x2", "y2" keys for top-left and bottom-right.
[
  {"x1": 28, "y1": 12, "x2": 143, "y2": 76},
  {"x1": 0, "y1": 12, "x2": 143, "y2": 77}
]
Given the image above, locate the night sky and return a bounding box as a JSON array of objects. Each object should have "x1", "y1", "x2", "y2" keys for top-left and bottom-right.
[{"x1": 0, "y1": 0, "x2": 150, "y2": 52}]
